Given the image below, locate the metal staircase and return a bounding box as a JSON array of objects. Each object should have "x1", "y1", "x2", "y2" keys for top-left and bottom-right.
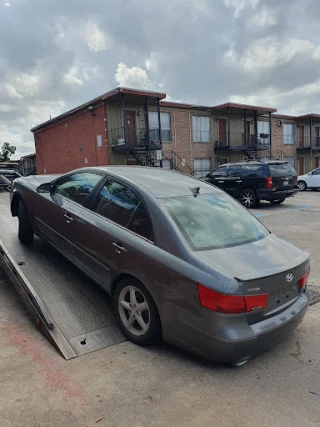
[{"x1": 162, "y1": 150, "x2": 195, "y2": 175}]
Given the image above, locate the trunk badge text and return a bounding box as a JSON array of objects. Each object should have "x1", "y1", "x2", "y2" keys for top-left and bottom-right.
[{"x1": 286, "y1": 273, "x2": 294, "y2": 282}]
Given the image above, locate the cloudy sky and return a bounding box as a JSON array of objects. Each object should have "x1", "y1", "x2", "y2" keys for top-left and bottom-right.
[{"x1": 1, "y1": 0, "x2": 320, "y2": 158}]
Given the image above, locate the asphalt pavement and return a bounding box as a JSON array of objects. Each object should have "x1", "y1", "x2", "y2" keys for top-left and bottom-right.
[{"x1": 0, "y1": 191, "x2": 320, "y2": 427}]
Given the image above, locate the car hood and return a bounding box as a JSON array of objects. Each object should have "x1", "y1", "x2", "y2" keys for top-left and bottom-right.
[
  {"x1": 195, "y1": 234, "x2": 309, "y2": 281},
  {"x1": 32, "y1": 174, "x2": 62, "y2": 183},
  {"x1": 298, "y1": 174, "x2": 308, "y2": 180}
]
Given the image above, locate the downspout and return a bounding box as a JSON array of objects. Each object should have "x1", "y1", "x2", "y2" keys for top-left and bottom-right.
[
  {"x1": 227, "y1": 106, "x2": 231, "y2": 161},
  {"x1": 310, "y1": 117, "x2": 313, "y2": 171},
  {"x1": 121, "y1": 92, "x2": 127, "y2": 164},
  {"x1": 269, "y1": 112, "x2": 272, "y2": 158}
]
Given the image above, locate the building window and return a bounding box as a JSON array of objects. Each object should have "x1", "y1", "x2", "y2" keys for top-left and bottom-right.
[
  {"x1": 194, "y1": 158, "x2": 211, "y2": 178},
  {"x1": 283, "y1": 123, "x2": 294, "y2": 145},
  {"x1": 257, "y1": 121, "x2": 270, "y2": 145},
  {"x1": 192, "y1": 116, "x2": 210, "y2": 143},
  {"x1": 148, "y1": 112, "x2": 171, "y2": 142}
]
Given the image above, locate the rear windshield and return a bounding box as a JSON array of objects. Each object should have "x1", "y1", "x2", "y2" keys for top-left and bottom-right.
[
  {"x1": 162, "y1": 194, "x2": 269, "y2": 251},
  {"x1": 268, "y1": 162, "x2": 296, "y2": 177}
]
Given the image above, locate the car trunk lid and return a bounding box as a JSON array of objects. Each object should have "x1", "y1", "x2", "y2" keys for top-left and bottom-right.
[{"x1": 194, "y1": 234, "x2": 309, "y2": 322}]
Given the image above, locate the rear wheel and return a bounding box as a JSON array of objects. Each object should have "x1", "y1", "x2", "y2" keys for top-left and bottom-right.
[
  {"x1": 239, "y1": 189, "x2": 259, "y2": 209},
  {"x1": 298, "y1": 181, "x2": 307, "y2": 191},
  {"x1": 18, "y1": 199, "x2": 34, "y2": 244},
  {"x1": 270, "y1": 198, "x2": 285, "y2": 205},
  {"x1": 113, "y1": 278, "x2": 161, "y2": 345}
]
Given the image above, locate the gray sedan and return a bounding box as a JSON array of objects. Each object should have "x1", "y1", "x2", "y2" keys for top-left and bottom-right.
[{"x1": 10, "y1": 166, "x2": 311, "y2": 365}]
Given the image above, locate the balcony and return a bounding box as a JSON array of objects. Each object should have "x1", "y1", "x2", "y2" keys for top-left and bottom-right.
[
  {"x1": 111, "y1": 126, "x2": 162, "y2": 152},
  {"x1": 214, "y1": 132, "x2": 271, "y2": 151},
  {"x1": 297, "y1": 136, "x2": 320, "y2": 151}
]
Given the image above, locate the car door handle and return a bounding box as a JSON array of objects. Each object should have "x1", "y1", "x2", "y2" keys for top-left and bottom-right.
[
  {"x1": 112, "y1": 242, "x2": 127, "y2": 253},
  {"x1": 64, "y1": 213, "x2": 74, "y2": 224},
  {"x1": 236, "y1": 180, "x2": 242, "y2": 183}
]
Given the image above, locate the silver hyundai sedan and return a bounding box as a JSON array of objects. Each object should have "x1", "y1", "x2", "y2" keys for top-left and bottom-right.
[{"x1": 11, "y1": 166, "x2": 311, "y2": 365}]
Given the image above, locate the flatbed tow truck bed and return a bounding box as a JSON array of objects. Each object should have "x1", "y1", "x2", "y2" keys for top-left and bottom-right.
[{"x1": 0, "y1": 192, "x2": 124, "y2": 359}]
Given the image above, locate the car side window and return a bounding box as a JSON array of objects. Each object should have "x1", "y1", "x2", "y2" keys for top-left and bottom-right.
[
  {"x1": 312, "y1": 168, "x2": 320, "y2": 175},
  {"x1": 244, "y1": 164, "x2": 268, "y2": 177},
  {"x1": 54, "y1": 172, "x2": 102, "y2": 205},
  {"x1": 228, "y1": 165, "x2": 243, "y2": 177},
  {"x1": 212, "y1": 166, "x2": 228, "y2": 177},
  {"x1": 91, "y1": 179, "x2": 153, "y2": 240},
  {"x1": 128, "y1": 202, "x2": 153, "y2": 240}
]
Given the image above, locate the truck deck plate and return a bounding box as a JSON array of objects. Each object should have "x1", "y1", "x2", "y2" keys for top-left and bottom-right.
[{"x1": 0, "y1": 193, "x2": 125, "y2": 359}]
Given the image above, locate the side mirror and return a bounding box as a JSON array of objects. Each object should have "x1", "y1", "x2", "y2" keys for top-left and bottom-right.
[
  {"x1": 206, "y1": 173, "x2": 211, "y2": 178},
  {"x1": 37, "y1": 182, "x2": 52, "y2": 193},
  {"x1": 308, "y1": 172, "x2": 312, "y2": 176}
]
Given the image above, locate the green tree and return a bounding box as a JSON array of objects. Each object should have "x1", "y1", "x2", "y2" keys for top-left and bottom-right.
[{"x1": 0, "y1": 142, "x2": 16, "y2": 162}]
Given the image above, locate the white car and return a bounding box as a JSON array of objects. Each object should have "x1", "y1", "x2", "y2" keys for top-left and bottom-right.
[{"x1": 298, "y1": 168, "x2": 320, "y2": 191}]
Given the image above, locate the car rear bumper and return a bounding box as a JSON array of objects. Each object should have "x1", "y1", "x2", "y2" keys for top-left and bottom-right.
[
  {"x1": 258, "y1": 186, "x2": 299, "y2": 201},
  {"x1": 163, "y1": 290, "x2": 310, "y2": 364}
]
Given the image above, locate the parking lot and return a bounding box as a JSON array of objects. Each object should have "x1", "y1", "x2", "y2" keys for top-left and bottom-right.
[{"x1": 1, "y1": 191, "x2": 320, "y2": 427}]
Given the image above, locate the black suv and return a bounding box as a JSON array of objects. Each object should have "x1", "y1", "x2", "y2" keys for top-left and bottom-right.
[{"x1": 204, "y1": 160, "x2": 299, "y2": 208}]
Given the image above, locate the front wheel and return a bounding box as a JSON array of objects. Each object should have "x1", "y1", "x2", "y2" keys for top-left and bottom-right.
[
  {"x1": 18, "y1": 200, "x2": 34, "y2": 244},
  {"x1": 298, "y1": 181, "x2": 307, "y2": 191},
  {"x1": 113, "y1": 278, "x2": 161, "y2": 345},
  {"x1": 239, "y1": 189, "x2": 259, "y2": 209}
]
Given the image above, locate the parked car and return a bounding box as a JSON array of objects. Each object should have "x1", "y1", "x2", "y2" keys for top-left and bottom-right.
[
  {"x1": 204, "y1": 160, "x2": 299, "y2": 208},
  {"x1": 10, "y1": 167, "x2": 310, "y2": 365},
  {"x1": 298, "y1": 167, "x2": 320, "y2": 191},
  {"x1": 0, "y1": 164, "x2": 22, "y2": 192}
]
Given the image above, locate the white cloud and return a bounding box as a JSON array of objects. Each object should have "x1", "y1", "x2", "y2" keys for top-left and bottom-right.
[
  {"x1": 115, "y1": 62, "x2": 150, "y2": 88},
  {"x1": 81, "y1": 19, "x2": 110, "y2": 52},
  {"x1": 226, "y1": 37, "x2": 316, "y2": 71},
  {"x1": 251, "y1": 6, "x2": 277, "y2": 27},
  {"x1": 3, "y1": 2, "x2": 11, "y2": 7},
  {"x1": 63, "y1": 66, "x2": 83, "y2": 86},
  {"x1": 224, "y1": 0, "x2": 258, "y2": 17}
]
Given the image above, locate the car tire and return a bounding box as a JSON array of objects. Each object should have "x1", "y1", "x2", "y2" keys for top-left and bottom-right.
[
  {"x1": 270, "y1": 198, "x2": 285, "y2": 205},
  {"x1": 18, "y1": 199, "x2": 34, "y2": 244},
  {"x1": 298, "y1": 181, "x2": 307, "y2": 191},
  {"x1": 239, "y1": 189, "x2": 259, "y2": 209},
  {"x1": 113, "y1": 278, "x2": 161, "y2": 346}
]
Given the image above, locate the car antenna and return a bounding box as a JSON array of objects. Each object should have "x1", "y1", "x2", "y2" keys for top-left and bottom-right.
[{"x1": 189, "y1": 187, "x2": 200, "y2": 198}]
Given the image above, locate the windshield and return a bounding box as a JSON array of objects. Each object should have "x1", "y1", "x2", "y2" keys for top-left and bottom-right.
[
  {"x1": 163, "y1": 194, "x2": 269, "y2": 251},
  {"x1": 268, "y1": 162, "x2": 296, "y2": 177}
]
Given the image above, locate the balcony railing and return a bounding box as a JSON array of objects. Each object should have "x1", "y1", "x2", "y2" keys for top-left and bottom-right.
[
  {"x1": 110, "y1": 126, "x2": 162, "y2": 150},
  {"x1": 214, "y1": 132, "x2": 271, "y2": 149},
  {"x1": 298, "y1": 136, "x2": 320, "y2": 149}
]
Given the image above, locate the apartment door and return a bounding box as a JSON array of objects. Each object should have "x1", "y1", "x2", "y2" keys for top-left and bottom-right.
[
  {"x1": 125, "y1": 110, "x2": 136, "y2": 145},
  {"x1": 299, "y1": 126, "x2": 304, "y2": 148},
  {"x1": 299, "y1": 157, "x2": 305, "y2": 175},
  {"x1": 218, "y1": 119, "x2": 227, "y2": 146},
  {"x1": 315, "y1": 157, "x2": 319, "y2": 169}
]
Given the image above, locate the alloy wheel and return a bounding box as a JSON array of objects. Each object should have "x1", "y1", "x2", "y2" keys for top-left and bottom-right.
[
  {"x1": 298, "y1": 181, "x2": 306, "y2": 191},
  {"x1": 240, "y1": 190, "x2": 255, "y2": 208},
  {"x1": 118, "y1": 286, "x2": 150, "y2": 336}
]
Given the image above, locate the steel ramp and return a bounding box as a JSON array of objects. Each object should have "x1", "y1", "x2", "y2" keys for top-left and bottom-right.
[{"x1": 0, "y1": 192, "x2": 124, "y2": 359}]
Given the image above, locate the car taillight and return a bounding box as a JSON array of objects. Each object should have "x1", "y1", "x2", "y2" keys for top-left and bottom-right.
[
  {"x1": 299, "y1": 265, "x2": 310, "y2": 290},
  {"x1": 265, "y1": 177, "x2": 273, "y2": 189},
  {"x1": 197, "y1": 284, "x2": 269, "y2": 314}
]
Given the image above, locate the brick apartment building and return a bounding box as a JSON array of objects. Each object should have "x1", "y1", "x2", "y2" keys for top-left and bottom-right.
[{"x1": 31, "y1": 87, "x2": 320, "y2": 177}]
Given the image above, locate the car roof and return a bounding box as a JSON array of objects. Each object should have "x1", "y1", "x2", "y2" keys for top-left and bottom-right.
[
  {"x1": 80, "y1": 166, "x2": 221, "y2": 198},
  {"x1": 218, "y1": 160, "x2": 290, "y2": 167}
]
